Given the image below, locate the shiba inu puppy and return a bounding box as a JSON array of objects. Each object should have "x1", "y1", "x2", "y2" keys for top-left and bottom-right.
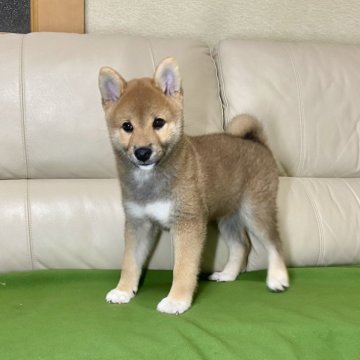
[{"x1": 98, "y1": 57, "x2": 289, "y2": 315}]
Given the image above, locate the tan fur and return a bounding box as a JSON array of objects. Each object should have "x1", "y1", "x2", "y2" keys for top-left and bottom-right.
[
  {"x1": 99, "y1": 57, "x2": 289, "y2": 314},
  {"x1": 226, "y1": 114, "x2": 268, "y2": 146}
]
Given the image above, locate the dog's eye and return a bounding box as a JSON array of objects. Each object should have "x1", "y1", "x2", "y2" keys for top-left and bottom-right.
[
  {"x1": 153, "y1": 118, "x2": 166, "y2": 130},
  {"x1": 122, "y1": 121, "x2": 133, "y2": 133}
]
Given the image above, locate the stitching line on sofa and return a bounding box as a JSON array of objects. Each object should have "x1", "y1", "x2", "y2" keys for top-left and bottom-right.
[
  {"x1": 21, "y1": 180, "x2": 33, "y2": 270},
  {"x1": 19, "y1": 34, "x2": 34, "y2": 270},
  {"x1": 25, "y1": 180, "x2": 34, "y2": 270},
  {"x1": 300, "y1": 179, "x2": 325, "y2": 266},
  {"x1": 288, "y1": 44, "x2": 305, "y2": 177},
  {"x1": 19, "y1": 35, "x2": 30, "y2": 178},
  {"x1": 341, "y1": 179, "x2": 360, "y2": 260}
]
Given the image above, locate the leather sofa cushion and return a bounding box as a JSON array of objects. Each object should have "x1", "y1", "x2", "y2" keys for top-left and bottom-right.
[
  {"x1": 214, "y1": 39, "x2": 360, "y2": 177},
  {"x1": 249, "y1": 177, "x2": 360, "y2": 271},
  {"x1": 0, "y1": 179, "x2": 172, "y2": 272},
  {"x1": 2, "y1": 177, "x2": 359, "y2": 272},
  {"x1": 0, "y1": 33, "x2": 223, "y2": 180}
]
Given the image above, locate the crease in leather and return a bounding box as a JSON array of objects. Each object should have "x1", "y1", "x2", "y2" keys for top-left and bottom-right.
[
  {"x1": 214, "y1": 42, "x2": 229, "y2": 129},
  {"x1": 341, "y1": 179, "x2": 360, "y2": 258},
  {"x1": 288, "y1": 44, "x2": 305, "y2": 177},
  {"x1": 325, "y1": 181, "x2": 347, "y2": 219},
  {"x1": 329, "y1": 121, "x2": 360, "y2": 176},
  {"x1": 300, "y1": 179, "x2": 325, "y2": 266},
  {"x1": 210, "y1": 44, "x2": 226, "y2": 131}
]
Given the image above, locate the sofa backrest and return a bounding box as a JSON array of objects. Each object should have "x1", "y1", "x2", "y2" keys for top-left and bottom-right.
[
  {"x1": 0, "y1": 33, "x2": 223, "y2": 180},
  {"x1": 214, "y1": 39, "x2": 360, "y2": 178}
]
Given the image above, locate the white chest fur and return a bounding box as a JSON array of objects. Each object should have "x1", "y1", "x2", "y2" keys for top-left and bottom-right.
[{"x1": 124, "y1": 200, "x2": 172, "y2": 227}]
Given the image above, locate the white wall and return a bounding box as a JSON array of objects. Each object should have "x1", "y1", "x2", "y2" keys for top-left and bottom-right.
[{"x1": 85, "y1": 0, "x2": 360, "y2": 46}]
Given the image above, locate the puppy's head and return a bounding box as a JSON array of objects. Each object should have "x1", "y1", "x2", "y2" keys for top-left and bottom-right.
[{"x1": 98, "y1": 57, "x2": 183, "y2": 170}]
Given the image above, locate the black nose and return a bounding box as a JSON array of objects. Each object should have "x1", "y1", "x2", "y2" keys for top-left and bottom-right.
[{"x1": 134, "y1": 147, "x2": 152, "y2": 162}]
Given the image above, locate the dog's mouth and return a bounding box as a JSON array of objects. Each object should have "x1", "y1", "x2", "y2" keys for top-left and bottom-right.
[
  {"x1": 137, "y1": 162, "x2": 156, "y2": 170},
  {"x1": 131, "y1": 158, "x2": 159, "y2": 170}
]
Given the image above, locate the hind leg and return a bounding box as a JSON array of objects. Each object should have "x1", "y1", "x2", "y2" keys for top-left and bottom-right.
[
  {"x1": 241, "y1": 198, "x2": 289, "y2": 292},
  {"x1": 209, "y1": 212, "x2": 251, "y2": 282}
]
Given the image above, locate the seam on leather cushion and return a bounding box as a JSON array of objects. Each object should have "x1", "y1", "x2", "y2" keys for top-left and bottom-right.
[
  {"x1": 24, "y1": 180, "x2": 34, "y2": 269},
  {"x1": 288, "y1": 44, "x2": 305, "y2": 177},
  {"x1": 19, "y1": 34, "x2": 30, "y2": 179}
]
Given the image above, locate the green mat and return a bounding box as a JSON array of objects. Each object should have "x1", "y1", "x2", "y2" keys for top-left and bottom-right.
[{"x1": 1, "y1": 267, "x2": 359, "y2": 360}]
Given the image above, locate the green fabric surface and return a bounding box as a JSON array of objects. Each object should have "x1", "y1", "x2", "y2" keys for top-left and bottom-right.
[{"x1": 0, "y1": 267, "x2": 359, "y2": 360}]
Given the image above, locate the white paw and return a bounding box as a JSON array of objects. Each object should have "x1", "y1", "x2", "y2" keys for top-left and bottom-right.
[
  {"x1": 208, "y1": 271, "x2": 237, "y2": 282},
  {"x1": 157, "y1": 297, "x2": 191, "y2": 315},
  {"x1": 106, "y1": 289, "x2": 133, "y2": 304},
  {"x1": 266, "y1": 269, "x2": 289, "y2": 292}
]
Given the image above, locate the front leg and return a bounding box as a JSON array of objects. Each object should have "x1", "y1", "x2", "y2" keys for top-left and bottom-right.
[
  {"x1": 157, "y1": 219, "x2": 206, "y2": 314},
  {"x1": 106, "y1": 219, "x2": 158, "y2": 304}
]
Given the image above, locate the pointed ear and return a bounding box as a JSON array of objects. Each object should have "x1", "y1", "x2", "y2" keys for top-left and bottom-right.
[
  {"x1": 98, "y1": 67, "x2": 126, "y2": 105},
  {"x1": 154, "y1": 57, "x2": 181, "y2": 96}
]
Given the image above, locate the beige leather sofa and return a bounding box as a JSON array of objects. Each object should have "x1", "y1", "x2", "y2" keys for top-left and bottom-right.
[{"x1": 1, "y1": 33, "x2": 359, "y2": 273}]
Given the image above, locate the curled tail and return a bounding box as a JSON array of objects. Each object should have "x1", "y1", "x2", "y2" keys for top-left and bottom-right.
[
  {"x1": 225, "y1": 114, "x2": 268, "y2": 146},
  {"x1": 226, "y1": 114, "x2": 287, "y2": 176}
]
